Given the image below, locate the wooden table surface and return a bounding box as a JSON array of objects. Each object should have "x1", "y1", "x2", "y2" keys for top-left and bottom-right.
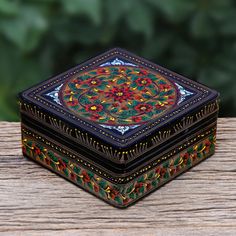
[{"x1": 0, "y1": 118, "x2": 236, "y2": 236}]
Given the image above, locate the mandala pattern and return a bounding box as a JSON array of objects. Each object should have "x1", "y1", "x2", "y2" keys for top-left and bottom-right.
[{"x1": 60, "y1": 66, "x2": 177, "y2": 125}]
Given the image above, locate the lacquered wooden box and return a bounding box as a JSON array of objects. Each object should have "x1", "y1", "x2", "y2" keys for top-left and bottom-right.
[{"x1": 19, "y1": 48, "x2": 219, "y2": 208}]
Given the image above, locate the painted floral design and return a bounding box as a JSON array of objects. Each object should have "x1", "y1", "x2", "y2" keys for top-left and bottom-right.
[
  {"x1": 61, "y1": 66, "x2": 177, "y2": 125},
  {"x1": 22, "y1": 131, "x2": 216, "y2": 208},
  {"x1": 105, "y1": 86, "x2": 134, "y2": 103}
]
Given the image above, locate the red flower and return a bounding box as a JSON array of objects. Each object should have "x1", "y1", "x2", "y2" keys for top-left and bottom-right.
[
  {"x1": 159, "y1": 84, "x2": 172, "y2": 90},
  {"x1": 85, "y1": 104, "x2": 103, "y2": 113},
  {"x1": 134, "y1": 95, "x2": 143, "y2": 100},
  {"x1": 205, "y1": 140, "x2": 211, "y2": 152},
  {"x1": 135, "y1": 77, "x2": 152, "y2": 86},
  {"x1": 70, "y1": 172, "x2": 76, "y2": 181},
  {"x1": 155, "y1": 167, "x2": 161, "y2": 174},
  {"x1": 167, "y1": 100, "x2": 175, "y2": 105},
  {"x1": 58, "y1": 159, "x2": 67, "y2": 171},
  {"x1": 72, "y1": 78, "x2": 82, "y2": 84},
  {"x1": 119, "y1": 67, "x2": 126, "y2": 73},
  {"x1": 108, "y1": 119, "x2": 116, "y2": 125},
  {"x1": 91, "y1": 114, "x2": 100, "y2": 121},
  {"x1": 64, "y1": 89, "x2": 72, "y2": 95},
  {"x1": 34, "y1": 147, "x2": 41, "y2": 155},
  {"x1": 67, "y1": 100, "x2": 78, "y2": 106},
  {"x1": 138, "y1": 70, "x2": 148, "y2": 75},
  {"x1": 90, "y1": 96, "x2": 98, "y2": 100},
  {"x1": 94, "y1": 184, "x2": 99, "y2": 193},
  {"x1": 22, "y1": 146, "x2": 26, "y2": 154},
  {"x1": 169, "y1": 166, "x2": 175, "y2": 176},
  {"x1": 134, "y1": 103, "x2": 153, "y2": 113},
  {"x1": 97, "y1": 68, "x2": 107, "y2": 74},
  {"x1": 45, "y1": 158, "x2": 51, "y2": 166},
  {"x1": 191, "y1": 153, "x2": 197, "y2": 163},
  {"x1": 205, "y1": 140, "x2": 211, "y2": 147},
  {"x1": 123, "y1": 198, "x2": 129, "y2": 205},
  {"x1": 182, "y1": 153, "x2": 189, "y2": 165},
  {"x1": 86, "y1": 78, "x2": 101, "y2": 86},
  {"x1": 105, "y1": 86, "x2": 134, "y2": 103},
  {"x1": 160, "y1": 168, "x2": 166, "y2": 178},
  {"x1": 146, "y1": 183, "x2": 152, "y2": 191},
  {"x1": 134, "y1": 183, "x2": 143, "y2": 193},
  {"x1": 82, "y1": 170, "x2": 90, "y2": 183},
  {"x1": 110, "y1": 187, "x2": 119, "y2": 199},
  {"x1": 132, "y1": 116, "x2": 142, "y2": 123},
  {"x1": 155, "y1": 103, "x2": 165, "y2": 110},
  {"x1": 121, "y1": 106, "x2": 129, "y2": 110}
]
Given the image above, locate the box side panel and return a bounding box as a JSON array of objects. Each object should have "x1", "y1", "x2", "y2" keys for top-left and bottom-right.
[
  {"x1": 19, "y1": 96, "x2": 219, "y2": 167},
  {"x1": 21, "y1": 122, "x2": 217, "y2": 208}
]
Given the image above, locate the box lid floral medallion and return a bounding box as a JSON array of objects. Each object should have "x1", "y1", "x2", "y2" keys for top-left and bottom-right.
[{"x1": 20, "y1": 48, "x2": 218, "y2": 150}]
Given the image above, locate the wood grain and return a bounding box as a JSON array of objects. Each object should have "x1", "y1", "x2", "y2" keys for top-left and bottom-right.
[{"x1": 0, "y1": 118, "x2": 236, "y2": 236}]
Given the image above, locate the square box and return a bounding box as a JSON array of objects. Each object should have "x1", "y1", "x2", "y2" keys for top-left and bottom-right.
[{"x1": 19, "y1": 48, "x2": 219, "y2": 208}]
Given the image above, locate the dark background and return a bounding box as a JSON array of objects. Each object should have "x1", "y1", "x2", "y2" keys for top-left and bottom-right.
[{"x1": 0, "y1": 0, "x2": 236, "y2": 121}]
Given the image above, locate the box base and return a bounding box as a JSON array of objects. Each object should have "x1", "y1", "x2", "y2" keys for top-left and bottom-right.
[{"x1": 21, "y1": 126, "x2": 216, "y2": 208}]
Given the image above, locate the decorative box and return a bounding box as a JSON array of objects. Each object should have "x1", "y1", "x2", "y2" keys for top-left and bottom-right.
[{"x1": 19, "y1": 48, "x2": 219, "y2": 208}]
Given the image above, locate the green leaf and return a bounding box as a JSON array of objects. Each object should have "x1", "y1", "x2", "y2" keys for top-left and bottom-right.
[
  {"x1": 190, "y1": 12, "x2": 216, "y2": 38},
  {"x1": 147, "y1": 0, "x2": 195, "y2": 22},
  {"x1": 129, "y1": 192, "x2": 136, "y2": 199},
  {"x1": 137, "y1": 176, "x2": 145, "y2": 183},
  {"x1": 174, "y1": 157, "x2": 180, "y2": 166},
  {"x1": 64, "y1": 168, "x2": 69, "y2": 177},
  {"x1": 87, "y1": 182, "x2": 93, "y2": 190},
  {"x1": 99, "y1": 180, "x2": 107, "y2": 189},
  {"x1": 77, "y1": 176, "x2": 83, "y2": 185},
  {"x1": 62, "y1": 157, "x2": 69, "y2": 164},
  {"x1": 99, "y1": 189, "x2": 106, "y2": 197},
  {"x1": 79, "y1": 96, "x2": 90, "y2": 104},
  {"x1": 88, "y1": 171, "x2": 94, "y2": 178},
  {"x1": 114, "y1": 196, "x2": 122, "y2": 205},
  {"x1": 142, "y1": 116, "x2": 150, "y2": 121},
  {"x1": 117, "y1": 78, "x2": 126, "y2": 84},
  {"x1": 126, "y1": 184, "x2": 134, "y2": 193},
  {"x1": 197, "y1": 143, "x2": 204, "y2": 152},
  {"x1": 148, "y1": 171, "x2": 155, "y2": 179},
  {"x1": 39, "y1": 154, "x2": 44, "y2": 161},
  {"x1": 187, "y1": 147, "x2": 194, "y2": 154},
  {"x1": 62, "y1": 0, "x2": 102, "y2": 25},
  {"x1": 50, "y1": 162, "x2": 55, "y2": 170},
  {"x1": 0, "y1": 0, "x2": 19, "y2": 15},
  {"x1": 164, "y1": 172, "x2": 169, "y2": 179},
  {"x1": 186, "y1": 158, "x2": 191, "y2": 167},
  {"x1": 139, "y1": 186, "x2": 145, "y2": 194},
  {"x1": 73, "y1": 166, "x2": 81, "y2": 174},
  {"x1": 111, "y1": 107, "x2": 118, "y2": 113},
  {"x1": 162, "y1": 162, "x2": 169, "y2": 169},
  {"x1": 0, "y1": 6, "x2": 48, "y2": 52},
  {"x1": 126, "y1": 0, "x2": 153, "y2": 38},
  {"x1": 106, "y1": 0, "x2": 131, "y2": 24},
  {"x1": 152, "y1": 180, "x2": 158, "y2": 187},
  {"x1": 51, "y1": 156, "x2": 58, "y2": 163}
]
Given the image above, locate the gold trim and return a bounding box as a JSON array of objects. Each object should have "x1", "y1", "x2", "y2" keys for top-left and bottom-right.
[
  {"x1": 21, "y1": 123, "x2": 217, "y2": 184},
  {"x1": 20, "y1": 99, "x2": 219, "y2": 162}
]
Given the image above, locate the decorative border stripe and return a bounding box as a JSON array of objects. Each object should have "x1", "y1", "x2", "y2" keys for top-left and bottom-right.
[
  {"x1": 21, "y1": 122, "x2": 217, "y2": 184},
  {"x1": 22, "y1": 131, "x2": 216, "y2": 208}
]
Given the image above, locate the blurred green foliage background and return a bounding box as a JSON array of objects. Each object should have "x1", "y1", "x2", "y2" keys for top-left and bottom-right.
[{"x1": 0, "y1": 0, "x2": 236, "y2": 121}]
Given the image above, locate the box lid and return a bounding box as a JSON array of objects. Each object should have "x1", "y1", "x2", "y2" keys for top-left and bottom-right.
[{"x1": 19, "y1": 48, "x2": 219, "y2": 169}]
